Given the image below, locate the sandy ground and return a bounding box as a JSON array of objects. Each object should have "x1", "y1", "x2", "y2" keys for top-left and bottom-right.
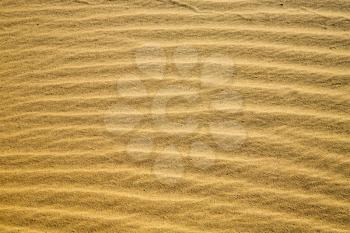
[{"x1": 0, "y1": 0, "x2": 350, "y2": 232}]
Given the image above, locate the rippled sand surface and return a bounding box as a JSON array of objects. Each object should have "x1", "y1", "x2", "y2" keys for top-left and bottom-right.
[{"x1": 0, "y1": 0, "x2": 349, "y2": 232}]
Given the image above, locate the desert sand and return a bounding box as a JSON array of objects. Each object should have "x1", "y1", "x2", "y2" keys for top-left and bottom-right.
[{"x1": 0, "y1": 0, "x2": 349, "y2": 232}]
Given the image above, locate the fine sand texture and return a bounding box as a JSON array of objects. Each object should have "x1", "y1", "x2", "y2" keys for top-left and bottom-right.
[{"x1": 0, "y1": 0, "x2": 350, "y2": 232}]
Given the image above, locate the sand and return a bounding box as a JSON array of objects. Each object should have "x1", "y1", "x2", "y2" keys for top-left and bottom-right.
[{"x1": 0, "y1": 0, "x2": 349, "y2": 232}]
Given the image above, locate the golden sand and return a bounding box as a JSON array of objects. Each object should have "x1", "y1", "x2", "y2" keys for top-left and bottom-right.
[{"x1": 0, "y1": 0, "x2": 349, "y2": 232}]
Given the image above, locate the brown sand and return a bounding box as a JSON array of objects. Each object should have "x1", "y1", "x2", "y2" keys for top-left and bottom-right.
[{"x1": 0, "y1": 0, "x2": 350, "y2": 232}]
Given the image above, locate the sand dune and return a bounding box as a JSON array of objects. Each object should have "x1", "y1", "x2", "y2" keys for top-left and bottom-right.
[{"x1": 0, "y1": 0, "x2": 349, "y2": 232}]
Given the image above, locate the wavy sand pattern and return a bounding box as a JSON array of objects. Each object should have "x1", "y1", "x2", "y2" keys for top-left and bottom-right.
[{"x1": 0, "y1": 0, "x2": 350, "y2": 232}]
